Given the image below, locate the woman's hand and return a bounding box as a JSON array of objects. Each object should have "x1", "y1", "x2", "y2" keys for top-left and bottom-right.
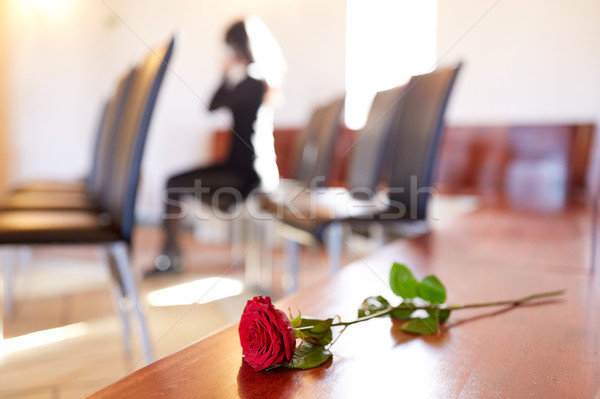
[{"x1": 221, "y1": 44, "x2": 237, "y2": 74}]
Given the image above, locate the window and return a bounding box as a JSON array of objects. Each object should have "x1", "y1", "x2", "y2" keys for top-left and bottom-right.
[{"x1": 345, "y1": 0, "x2": 437, "y2": 129}]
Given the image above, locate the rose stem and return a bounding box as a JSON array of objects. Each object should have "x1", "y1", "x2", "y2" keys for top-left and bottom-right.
[{"x1": 330, "y1": 290, "x2": 565, "y2": 328}]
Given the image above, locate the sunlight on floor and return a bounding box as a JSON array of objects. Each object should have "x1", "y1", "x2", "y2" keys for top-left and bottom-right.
[
  {"x1": 1, "y1": 322, "x2": 89, "y2": 355},
  {"x1": 147, "y1": 277, "x2": 245, "y2": 307},
  {"x1": 0, "y1": 227, "x2": 349, "y2": 397}
]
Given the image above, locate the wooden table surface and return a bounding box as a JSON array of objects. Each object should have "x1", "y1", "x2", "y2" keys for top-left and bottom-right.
[{"x1": 87, "y1": 204, "x2": 600, "y2": 398}]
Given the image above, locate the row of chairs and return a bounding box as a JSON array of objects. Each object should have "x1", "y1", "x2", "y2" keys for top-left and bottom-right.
[
  {"x1": 0, "y1": 36, "x2": 176, "y2": 364},
  {"x1": 259, "y1": 64, "x2": 461, "y2": 293}
]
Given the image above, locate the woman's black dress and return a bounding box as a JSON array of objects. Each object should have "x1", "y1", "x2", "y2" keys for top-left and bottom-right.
[{"x1": 164, "y1": 75, "x2": 267, "y2": 215}]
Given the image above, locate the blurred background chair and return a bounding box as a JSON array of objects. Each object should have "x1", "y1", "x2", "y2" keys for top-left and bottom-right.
[
  {"x1": 374, "y1": 65, "x2": 461, "y2": 236},
  {"x1": 243, "y1": 96, "x2": 345, "y2": 291},
  {"x1": 0, "y1": 68, "x2": 136, "y2": 330},
  {"x1": 262, "y1": 85, "x2": 405, "y2": 292},
  {"x1": 0, "y1": 36, "x2": 176, "y2": 365},
  {"x1": 7, "y1": 105, "x2": 110, "y2": 195},
  {"x1": 0, "y1": 69, "x2": 136, "y2": 212},
  {"x1": 289, "y1": 96, "x2": 345, "y2": 187},
  {"x1": 263, "y1": 64, "x2": 461, "y2": 293},
  {"x1": 8, "y1": 102, "x2": 110, "y2": 194}
]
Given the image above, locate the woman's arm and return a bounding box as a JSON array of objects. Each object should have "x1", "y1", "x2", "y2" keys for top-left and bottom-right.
[{"x1": 209, "y1": 76, "x2": 266, "y2": 111}]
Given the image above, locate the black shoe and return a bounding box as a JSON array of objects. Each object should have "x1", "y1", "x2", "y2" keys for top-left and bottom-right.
[{"x1": 143, "y1": 266, "x2": 179, "y2": 278}]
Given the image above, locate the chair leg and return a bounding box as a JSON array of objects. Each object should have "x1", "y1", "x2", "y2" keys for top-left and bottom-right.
[
  {"x1": 114, "y1": 291, "x2": 133, "y2": 357},
  {"x1": 1, "y1": 246, "x2": 16, "y2": 360},
  {"x1": 285, "y1": 239, "x2": 300, "y2": 294},
  {"x1": 260, "y1": 218, "x2": 274, "y2": 294},
  {"x1": 368, "y1": 223, "x2": 387, "y2": 249},
  {"x1": 2, "y1": 247, "x2": 16, "y2": 320},
  {"x1": 106, "y1": 251, "x2": 132, "y2": 357},
  {"x1": 18, "y1": 247, "x2": 32, "y2": 283},
  {"x1": 325, "y1": 222, "x2": 343, "y2": 274},
  {"x1": 108, "y1": 242, "x2": 153, "y2": 365},
  {"x1": 1, "y1": 248, "x2": 7, "y2": 347},
  {"x1": 591, "y1": 200, "x2": 598, "y2": 273},
  {"x1": 244, "y1": 218, "x2": 261, "y2": 290},
  {"x1": 230, "y1": 207, "x2": 245, "y2": 268}
]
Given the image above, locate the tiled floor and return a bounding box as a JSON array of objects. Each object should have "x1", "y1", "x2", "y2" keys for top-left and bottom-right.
[{"x1": 0, "y1": 226, "x2": 349, "y2": 399}]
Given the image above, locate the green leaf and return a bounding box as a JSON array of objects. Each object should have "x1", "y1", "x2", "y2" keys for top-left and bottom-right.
[
  {"x1": 283, "y1": 342, "x2": 332, "y2": 370},
  {"x1": 417, "y1": 275, "x2": 447, "y2": 304},
  {"x1": 289, "y1": 310, "x2": 302, "y2": 328},
  {"x1": 293, "y1": 318, "x2": 333, "y2": 346},
  {"x1": 358, "y1": 295, "x2": 391, "y2": 318},
  {"x1": 390, "y1": 307, "x2": 414, "y2": 320},
  {"x1": 427, "y1": 308, "x2": 451, "y2": 323},
  {"x1": 400, "y1": 317, "x2": 439, "y2": 335},
  {"x1": 389, "y1": 263, "x2": 418, "y2": 299}
]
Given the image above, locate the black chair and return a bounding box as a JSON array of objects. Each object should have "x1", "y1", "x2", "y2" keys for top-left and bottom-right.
[
  {"x1": 0, "y1": 69, "x2": 136, "y2": 212},
  {"x1": 264, "y1": 65, "x2": 461, "y2": 293},
  {"x1": 0, "y1": 36, "x2": 176, "y2": 364},
  {"x1": 262, "y1": 85, "x2": 406, "y2": 292},
  {"x1": 8, "y1": 101, "x2": 109, "y2": 194},
  {"x1": 243, "y1": 96, "x2": 345, "y2": 291},
  {"x1": 9, "y1": 102, "x2": 110, "y2": 194},
  {"x1": 292, "y1": 96, "x2": 345, "y2": 186}
]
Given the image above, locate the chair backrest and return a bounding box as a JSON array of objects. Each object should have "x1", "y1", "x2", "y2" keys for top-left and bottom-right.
[
  {"x1": 387, "y1": 64, "x2": 461, "y2": 220},
  {"x1": 100, "y1": 36, "x2": 176, "y2": 242},
  {"x1": 346, "y1": 86, "x2": 406, "y2": 196},
  {"x1": 86, "y1": 100, "x2": 109, "y2": 192},
  {"x1": 294, "y1": 96, "x2": 345, "y2": 186},
  {"x1": 87, "y1": 69, "x2": 137, "y2": 196}
]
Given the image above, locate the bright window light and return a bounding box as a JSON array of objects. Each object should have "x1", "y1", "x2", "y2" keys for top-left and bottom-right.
[
  {"x1": 346, "y1": 0, "x2": 437, "y2": 129},
  {"x1": 1, "y1": 322, "x2": 88, "y2": 355},
  {"x1": 147, "y1": 277, "x2": 244, "y2": 307},
  {"x1": 246, "y1": 16, "x2": 286, "y2": 89},
  {"x1": 13, "y1": 0, "x2": 71, "y2": 19}
]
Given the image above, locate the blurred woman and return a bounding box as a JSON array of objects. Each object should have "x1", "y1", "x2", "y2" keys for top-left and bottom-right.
[{"x1": 147, "y1": 17, "x2": 285, "y2": 275}]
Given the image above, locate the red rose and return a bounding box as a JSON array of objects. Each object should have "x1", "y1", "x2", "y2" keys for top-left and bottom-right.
[{"x1": 239, "y1": 296, "x2": 296, "y2": 370}]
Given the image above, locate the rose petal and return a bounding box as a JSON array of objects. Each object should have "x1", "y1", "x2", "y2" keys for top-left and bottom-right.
[{"x1": 238, "y1": 296, "x2": 297, "y2": 370}]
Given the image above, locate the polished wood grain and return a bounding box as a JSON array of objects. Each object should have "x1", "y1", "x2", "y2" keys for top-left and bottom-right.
[
  {"x1": 427, "y1": 202, "x2": 590, "y2": 273},
  {"x1": 87, "y1": 205, "x2": 600, "y2": 398}
]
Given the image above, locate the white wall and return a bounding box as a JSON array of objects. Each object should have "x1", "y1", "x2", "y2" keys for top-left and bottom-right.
[
  {"x1": 0, "y1": 1, "x2": 11, "y2": 200},
  {"x1": 7, "y1": 0, "x2": 600, "y2": 220},
  {"x1": 4, "y1": 0, "x2": 346, "y2": 220},
  {"x1": 345, "y1": 0, "x2": 437, "y2": 129},
  {"x1": 437, "y1": 0, "x2": 600, "y2": 125}
]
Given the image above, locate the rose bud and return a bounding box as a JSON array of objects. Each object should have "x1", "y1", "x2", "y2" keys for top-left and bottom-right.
[{"x1": 239, "y1": 296, "x2": 296, "y2": 370}]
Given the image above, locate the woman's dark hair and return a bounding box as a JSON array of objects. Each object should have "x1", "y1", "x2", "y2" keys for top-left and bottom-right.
[
  {"x1": 224, "y1": 17, "x2": 285, "y2": 91},
  {"x1": 225, "y1": 20, "x2": 254, "y2": 63}
]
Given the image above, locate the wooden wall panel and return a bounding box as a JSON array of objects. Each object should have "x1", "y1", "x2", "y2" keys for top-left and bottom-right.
[
  {"x1": 209, "y1": 128, "x2": 302, "y2": 179},
  {"x1": 435, "y1": 124, "x2": 595, "y2": 200},
  {"x1": 435, "y1": 126, "x2": 510, "y2": 195},
  {"x1": 327, "y1": 127, "x2": 356, "y2": 187},
  {"x1": 211, "y1": 124, "x2": 595, "y2": 204}
]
